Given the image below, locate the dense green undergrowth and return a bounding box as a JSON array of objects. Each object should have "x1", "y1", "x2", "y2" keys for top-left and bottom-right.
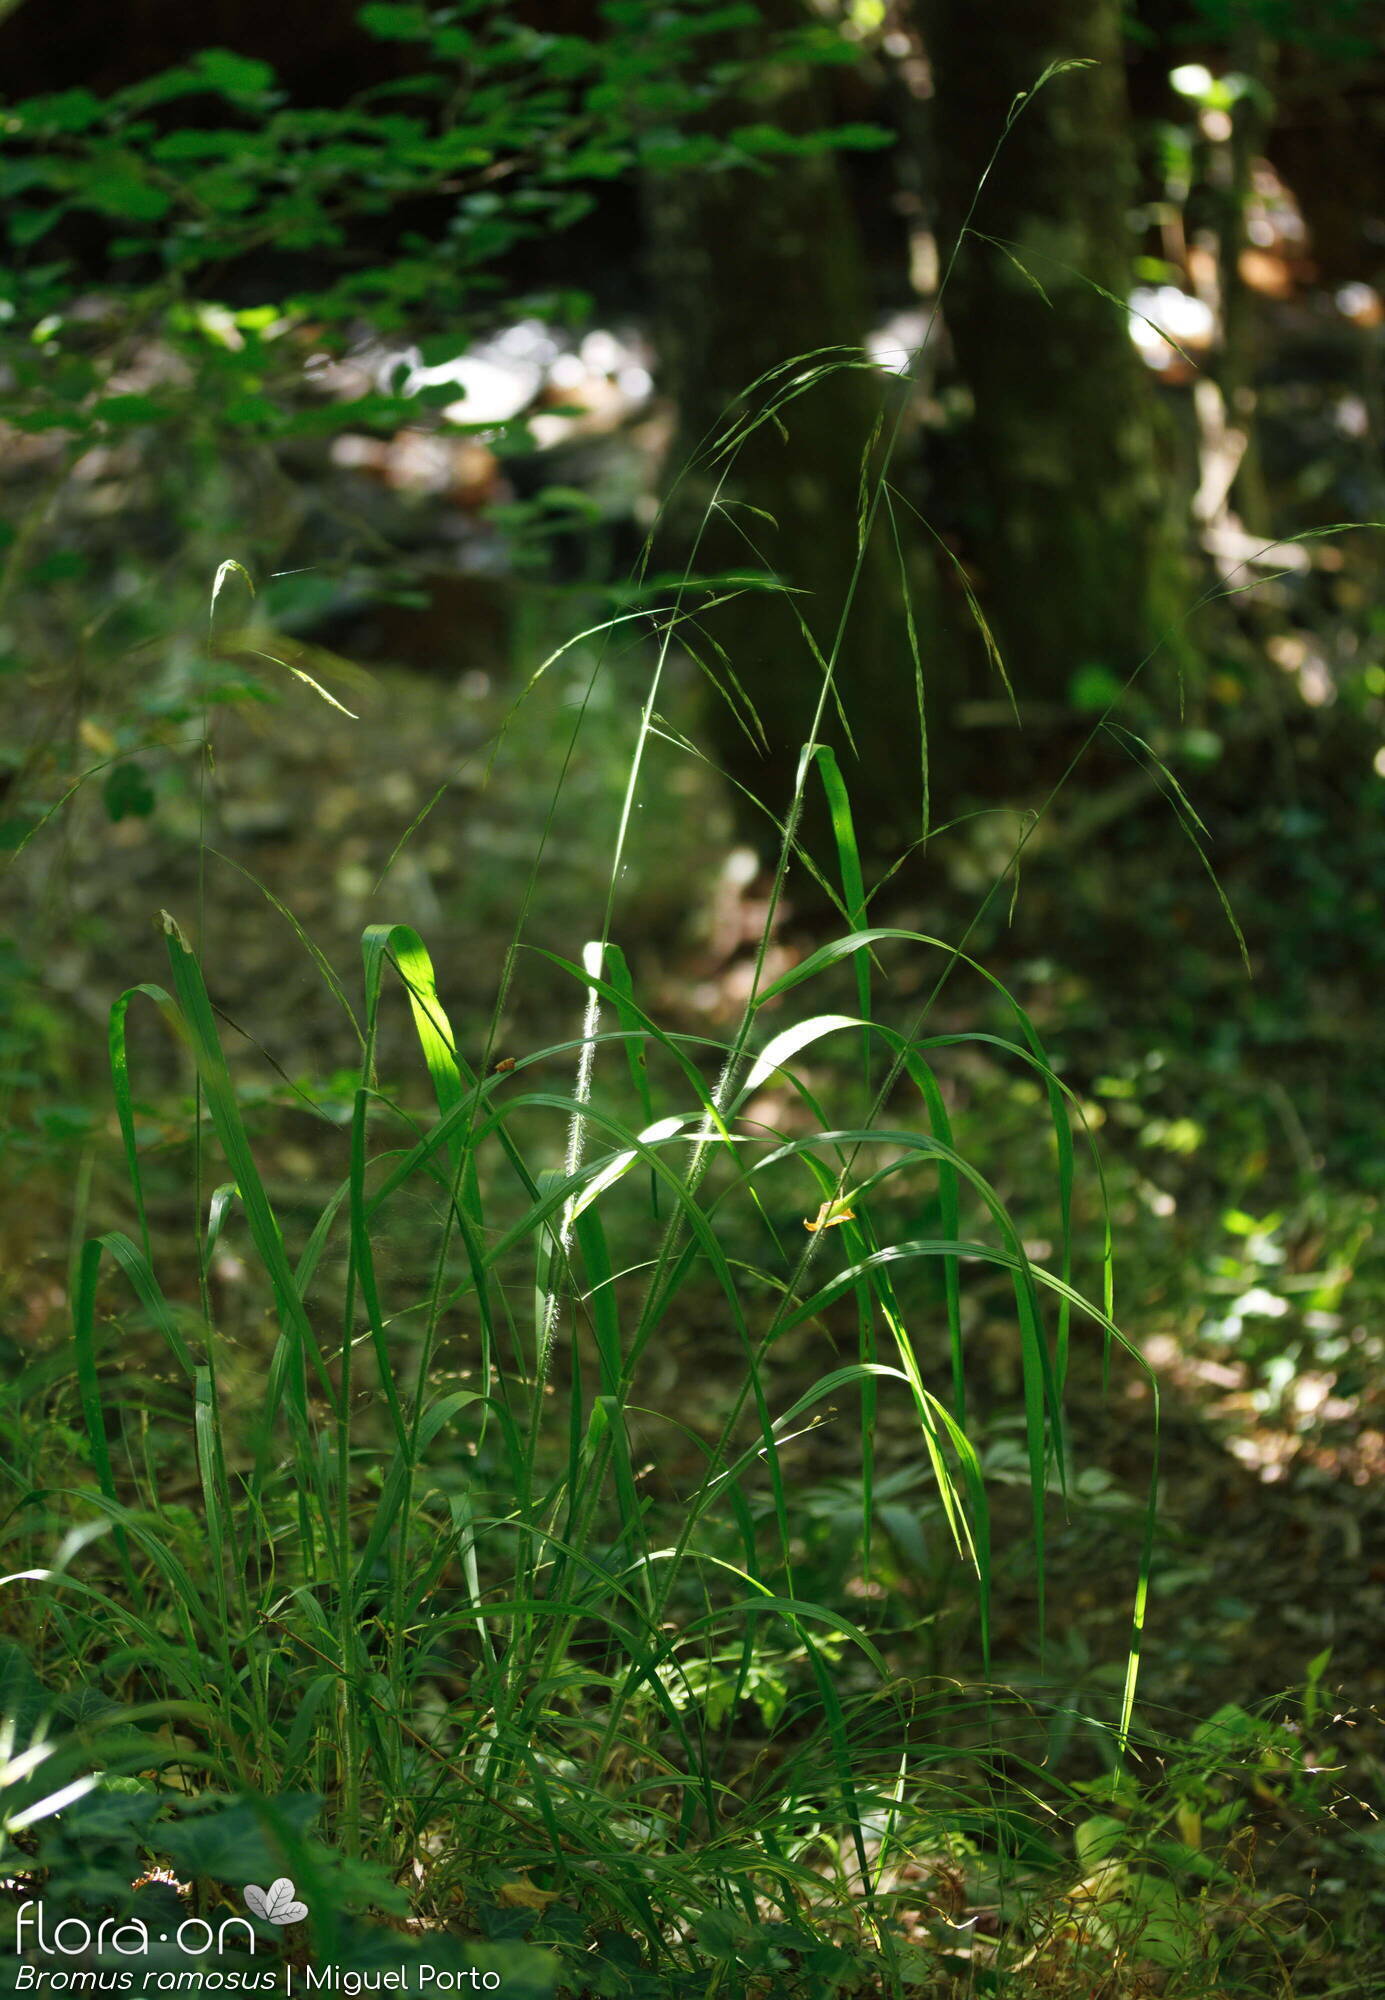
[
  {"x1": 3, "y1": 47, "x2": 1384, "y2": 1987},
  {"x1": 2, "y1": 649, "x2": 1378, "y2": 1995}
]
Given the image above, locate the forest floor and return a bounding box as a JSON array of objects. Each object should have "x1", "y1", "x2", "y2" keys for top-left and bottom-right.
[{"x1": 6, "y1": 575, "x2": 1385, "y2": 1988}]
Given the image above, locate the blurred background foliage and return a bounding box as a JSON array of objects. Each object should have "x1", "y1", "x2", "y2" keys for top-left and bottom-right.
[{"x1": 3, "y1": 0, "x2": 1385, "y2": 1985}]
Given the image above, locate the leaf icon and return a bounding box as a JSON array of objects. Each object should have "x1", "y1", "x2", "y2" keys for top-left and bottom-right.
[{"x1": 244, "y1": 1878, "x2": 309, "y2": 1925}]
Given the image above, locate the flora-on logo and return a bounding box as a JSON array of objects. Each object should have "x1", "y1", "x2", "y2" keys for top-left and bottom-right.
[
  {"x1": 16, "y1": 1901, "x2": 256, "y2": 1957},
  {"x1": 244, "y1": 1878, "x2": 309, "y2": 1926}
]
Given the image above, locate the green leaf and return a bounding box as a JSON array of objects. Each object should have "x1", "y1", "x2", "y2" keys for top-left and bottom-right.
[
  {"x1": 820, "y1": 121, "x2": 896, "y2": 152},
  {"x1": 40, "y1": 1782, "x2": 163, "y2": 1852},
  {"x1": 729, "y1": 123, "x2": 812, "y2": 158},
  {"x1": 222, "y1": 394, "x2": 282, "y2": 429},
  {"x1": 358, "y1": 3, "x2": 433, "y2": 40},
  {"x1": 0, "y1": 161, "x2": 55, "y2": 199},
  {"x1": 444, "y1": 1944, "x2": 556, "y2": 1992},
  {"x1": 151, "y1": 129, "x2": 245, "y2": 162},
  {"x1": 79, "y1": 176, "x2": 171, "y2": 222},
  {"x1": 1191, "y1": 1701, "x2": 1260, "y2": 1749},
  {"x1": 1118, "y1": 1874, "x2": 1202, "y2": 1970},
  {"x1": 30, "y1": 550, "x2": 89, "y2": 582},
  {"x1": 1074, "y1": 1814, "x2": 1126, "y2": 1869},
  {"x1": 9, "y1": 206, "x2": 68, "y2": 248},
  {"x1": 14, "y1": 88, "x2": 106, "y2": 133},
  {"x1": 159, "y1": 1795, "x2": 321, "y2": 1884},
  {"x1": 0, "y1": 1640, "x2": 49, "y2": 1747},
  {"x1": 192, "y1": 49, "x2": 278, "y2": 98},
  {"x1": 103, "y1": 764, "x2": 157, "y2": 823},
  {"x1": 92, "y1": 393, "x2": 163, "y2": 426},
  {"x1": 1069, "y1": 663, "x2": 1124, "y2": 713}
]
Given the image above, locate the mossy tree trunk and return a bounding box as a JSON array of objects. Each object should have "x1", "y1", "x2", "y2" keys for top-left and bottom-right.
[
  {"x1": 919, "y1": 0, "x2": 1184, "y2": 709},
  {"x1": 645, "y1": 1, "x2": 943, "y2": 864}
]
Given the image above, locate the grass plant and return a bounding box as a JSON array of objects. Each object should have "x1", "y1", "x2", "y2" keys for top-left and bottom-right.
[{"x1": 1, "y1": 88, "x2": 1368, "y2": 1991}]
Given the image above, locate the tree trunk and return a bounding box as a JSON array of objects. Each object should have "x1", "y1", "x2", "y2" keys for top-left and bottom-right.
[
  {"x1": 919, "y1": 0, "x2": 1185, "y2": 712},
  {"x1": 645, "y1": 1, "x2": 943, "y2": 865}
]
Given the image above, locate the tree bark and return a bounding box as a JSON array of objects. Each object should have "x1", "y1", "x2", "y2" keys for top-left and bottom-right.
[
  {"x1": 645, "y1": 1, "x2": 942, "y2": 864},
  {"x1": 919, "y1": 0, "x2": 1185, "y2": 710}
]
